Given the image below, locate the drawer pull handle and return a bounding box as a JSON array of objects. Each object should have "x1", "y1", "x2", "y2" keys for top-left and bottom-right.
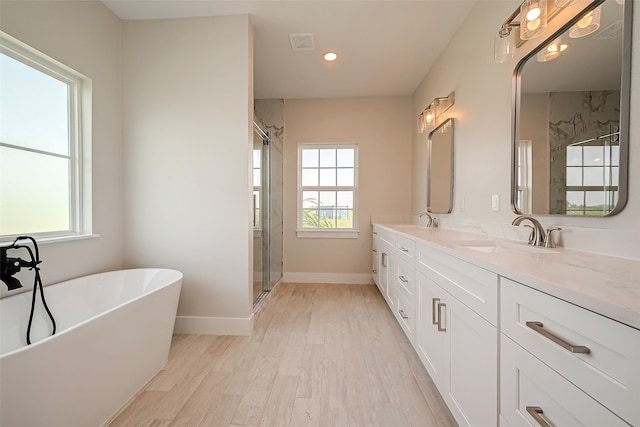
[
  {"x1": 432, "y1": 298, "x2": 440, "y2": 325},
  {"x1": 526, "y1": 406, "x2": 553, "y2": 427},
  {"x1": 526, "y1": 321, "x2": 590, "y2": 354},
  {"x1": 372, "y1": 269, "x2": 378, "y2": 274},
  {"x1": 381, "y1": 253, "x2": 388, "y2": 268},
  {"x1": 373, "y1": 231, "x2": 378, "y2": 235},
  {"x1": 372, "y1": 249, "x2": 378, "y2": 253},
  {"x1": 399, "y1": 275, "x2": 409, "y2": 283},
  {"x1": 437, "y1": 302, "x2": 446, "y2": 332},
  {"x1": 399, "y1": 247, "x2": 409, "y2": 253},
  {"x1": 399, "y1": 309, "x2": 409, "y2": 319}
]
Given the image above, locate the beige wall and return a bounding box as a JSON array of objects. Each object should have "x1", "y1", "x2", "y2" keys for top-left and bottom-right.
[
  {"x1": 283, "y1": 97, "x2": 412, "y2": 281},
  {"x1": 0, "y1": 1, "x2": 124, "y2": 293},
  {"x1": 121, "y1": 15, "x2": 254, "y2": 334},
  {"x1": 412, "y1": 0, "x2": 640, "y2": 259}
]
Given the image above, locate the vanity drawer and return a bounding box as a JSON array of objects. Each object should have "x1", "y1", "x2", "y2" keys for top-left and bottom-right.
[
  {"x1": 417, "y1": 243, "x2": 498, "y2": 325},
  {"x1": 395, "y1": 288, "x2": 415, "y2": 342},
  {"x1": 501, "y1": 334, "x2": 629, "y2": 427},
  {"x1": 501, "y1": 278, "x2": 640, "y2": 426},
  {"x1": 396, "y1": 235, "x2": 415, "y2": 261},
  {"x1": 395, "y1": 257, "x2": 415, "y2": 296}
]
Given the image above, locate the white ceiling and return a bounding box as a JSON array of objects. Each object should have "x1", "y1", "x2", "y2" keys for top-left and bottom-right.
[{"x1": 101, "y1": 0, "x2": 477, "y2": 99}]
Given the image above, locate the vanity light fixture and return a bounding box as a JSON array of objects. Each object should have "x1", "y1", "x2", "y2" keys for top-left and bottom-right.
[
  {"x1": 418, "y1": 92, "x2": 455, "y2": 134},
  {"x1": 494, "y1": 0, "x2": 605, "y2": 63},
  {"x1": 520, "y1": 0, "x2": 548, "y2": 40}
]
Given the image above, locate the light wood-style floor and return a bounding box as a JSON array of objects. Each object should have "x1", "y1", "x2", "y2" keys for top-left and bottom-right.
[{"x1": 108, "y1": 283, "x2": 457, "y2": 426}]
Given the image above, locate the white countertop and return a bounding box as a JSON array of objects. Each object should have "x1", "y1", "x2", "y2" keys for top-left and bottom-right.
[{"x1": 374, "y1": 223, "x2": 640, "y2": 331}]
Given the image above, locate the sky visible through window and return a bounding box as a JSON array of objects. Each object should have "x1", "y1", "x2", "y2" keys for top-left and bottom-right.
[{"x1": 0, "y1": 52, "x2": 72, "y2": 235}]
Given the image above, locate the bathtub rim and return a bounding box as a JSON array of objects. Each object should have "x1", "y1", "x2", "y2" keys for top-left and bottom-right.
[{"x1": 0, "y1": 267, "x2": 183, "y2": 359}]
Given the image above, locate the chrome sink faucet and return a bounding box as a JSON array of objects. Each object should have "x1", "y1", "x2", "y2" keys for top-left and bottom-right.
[
  {"x1": 418, "y1": 211, "x2": 433, "y2": 227},
  {"x1": 511, "y1": 215, "x2": 547, "y2": 247}
]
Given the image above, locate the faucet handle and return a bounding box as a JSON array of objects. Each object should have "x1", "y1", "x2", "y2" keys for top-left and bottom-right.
[
  {"x1": 544, "y1": 227, "x2": 562, "y2": 248},
  {"x1": 523, "y1": 224, "x2": 536, "y2": 245}
]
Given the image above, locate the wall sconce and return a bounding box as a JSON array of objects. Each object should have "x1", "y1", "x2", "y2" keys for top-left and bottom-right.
[
  {"x1": 494, "y1": 0, "x2": 604, "y2": 63},
  {"x1": 418, "y1": 92, "x2": 455, "y2": 134}
]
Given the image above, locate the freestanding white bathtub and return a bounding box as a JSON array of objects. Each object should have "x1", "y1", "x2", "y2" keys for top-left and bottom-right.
[{"x1": 0, "y1": 268, "x2": 182, "y2": 427}]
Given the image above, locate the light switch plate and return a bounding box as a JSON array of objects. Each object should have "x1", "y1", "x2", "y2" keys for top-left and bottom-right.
[{"x1": 491, "y1": 194, "x2": 499, "y2": 211}]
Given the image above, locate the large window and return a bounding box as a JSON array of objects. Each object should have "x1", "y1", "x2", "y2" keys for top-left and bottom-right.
[
  {"x1": 1, "y1": 32, "x2": 89, "y2": 240},
  {"x1": 297, "y1": 144, "x2": 358, "y2": 238}
]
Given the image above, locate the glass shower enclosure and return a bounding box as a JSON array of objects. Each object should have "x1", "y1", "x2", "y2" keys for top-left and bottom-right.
[{"x1": 253, "y1": 122, "x2": 283, "y2": 305}]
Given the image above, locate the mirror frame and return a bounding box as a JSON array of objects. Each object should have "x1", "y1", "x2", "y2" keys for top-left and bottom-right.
[
  {"x1": 511, "y1": 0, "x2": 633, "y2": 216},
  {"x1": 427, "y1": 118, "x2": 455, "y2": 214}
]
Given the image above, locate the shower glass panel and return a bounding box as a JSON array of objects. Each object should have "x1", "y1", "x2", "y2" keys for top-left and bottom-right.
[{"x1": 253, "y1": 122, "x2": 282, "y2": 305}]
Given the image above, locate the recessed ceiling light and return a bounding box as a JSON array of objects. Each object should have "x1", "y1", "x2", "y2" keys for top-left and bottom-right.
[{"x1": 323, "y1": 52, "x2": 338, "y2": 62}]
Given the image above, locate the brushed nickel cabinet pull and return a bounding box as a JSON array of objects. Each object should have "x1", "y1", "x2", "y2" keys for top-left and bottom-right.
[
  {"x1": 526, "y1": 321, "x2": 590, "y2": 354},
  {"x1": 399, "y1": 275, "x2": 409, "y2": 283},
  {"x1": 372, "y1": 249, "x2": 378, "y2": 253},
  {"x1": 399, "y1": 310, "x2": 409, "y2": 319},
  {"x1": 432, "y1": 298, "x2": 440, "y2": 325},
  {"x1": 437, "y1": 302, "x2": 446, "y2": 332},
  {"x1": 399, "y1": 247, "x2": 409, "y2": 253},
  {"x1": 526, "y1": 406, "x2": 553, "y2": 427},
  {"x1": 372, "y1": 269, "x2": 378, "y2": 274},
  {"x1": 381, "y1": 253, "x2": 388, "y2": 268},
  {"x1": 373, "y1": 231, "x2": 378, "y2": 235}
]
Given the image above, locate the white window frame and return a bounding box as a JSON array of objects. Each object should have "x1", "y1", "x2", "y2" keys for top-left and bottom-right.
[
  {"x1": 297, "y1": 143, "x2": 359, "y2": 239},
  {"x1": 517, "y1": 140, "x2": 532, "y2": 213},
  {"x1": 1, "y1": 32, "x2": 92, "y2": 243}
]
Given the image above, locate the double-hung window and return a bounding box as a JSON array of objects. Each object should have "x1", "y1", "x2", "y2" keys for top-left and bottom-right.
[
  {"x1": 297, "y1": 144, "x2": 358, "y2": 238},
  {"x1": 565, "y1": 142, "x2": 619, "y2": 215},
  {"x1": 1, "y1": 32, "x2": 90, "y2": 240}
]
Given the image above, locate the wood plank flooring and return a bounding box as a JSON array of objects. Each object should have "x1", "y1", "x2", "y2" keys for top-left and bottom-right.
[{"x1": 108, "y1": 283, "x2": 457, "y2": 426}]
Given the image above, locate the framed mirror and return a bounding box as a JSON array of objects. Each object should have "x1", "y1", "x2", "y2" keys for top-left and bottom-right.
[
  {"x1": 428, "y1": 118, "x2": 454, "y2": 214},
  {"x1": 512, "y1": 0, "x2": 632, "y2": 216}
]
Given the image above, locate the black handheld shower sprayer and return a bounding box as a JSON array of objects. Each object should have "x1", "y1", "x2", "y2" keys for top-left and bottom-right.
[{"x1": 1, "y1": 236, "x2": 56, "y2": 344}]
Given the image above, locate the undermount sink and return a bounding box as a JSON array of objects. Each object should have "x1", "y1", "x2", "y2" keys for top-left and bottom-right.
[{"x1": 454, "y1": 240, "x2": 560, "y2": 254}]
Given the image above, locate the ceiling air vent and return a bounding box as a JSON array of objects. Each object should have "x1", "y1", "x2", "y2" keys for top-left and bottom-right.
[{"x1": 289, "y1": 33, "x2": 315, "y2": 51}]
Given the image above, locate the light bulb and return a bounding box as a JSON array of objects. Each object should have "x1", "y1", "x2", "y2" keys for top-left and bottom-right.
[
  {"x1": 526, "y1": 7, "x2": 541, "y2": 21},
  {"x1": 520, "y1": 0, "x2": 547, "y2": 40}
]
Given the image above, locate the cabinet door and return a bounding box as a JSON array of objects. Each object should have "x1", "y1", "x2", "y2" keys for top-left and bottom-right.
[
  {"x1": 372, "y1": 238, "x2": 380, "y2": 287},
  {"x1": 386, "y1": 252, "x2": 397, "y2": 311},
  {"x1": 416, "y1": 271, "x2": 446, "y2": 386},
  {"x1": 443, "y1": 294, "x2": 498, "y2": 427}
]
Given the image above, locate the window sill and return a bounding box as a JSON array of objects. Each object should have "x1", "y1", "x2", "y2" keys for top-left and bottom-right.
[
  {"x1": 296, "y1": 229, "x2": 359, "y2": 239},
  {"x1": 1, "y1": 233, "x2": 99, "y2": 247}
]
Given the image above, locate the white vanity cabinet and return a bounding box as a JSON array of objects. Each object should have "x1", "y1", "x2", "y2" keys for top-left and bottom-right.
[
  {"x1": 416, "y1": 243, "x2": 498, "y2": 427},
  {"x1": 370, "y1": 224, "x2": 640, "y2": 427},
  {"x1": 500, "y1": 278, "x2": 640, "y2": 427}
]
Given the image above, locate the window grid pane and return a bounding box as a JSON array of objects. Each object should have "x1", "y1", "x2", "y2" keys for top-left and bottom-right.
[{"x1": 299, "y1": 146, "x2": 356, "y2": 230}]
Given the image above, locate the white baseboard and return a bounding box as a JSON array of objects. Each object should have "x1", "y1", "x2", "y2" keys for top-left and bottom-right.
[
  {"x1": 283, "y1": 272, "x2": 374, "y2": 285},
  {"x1": 174, "y1": 314, "x2": 254, "y2": 336}
]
